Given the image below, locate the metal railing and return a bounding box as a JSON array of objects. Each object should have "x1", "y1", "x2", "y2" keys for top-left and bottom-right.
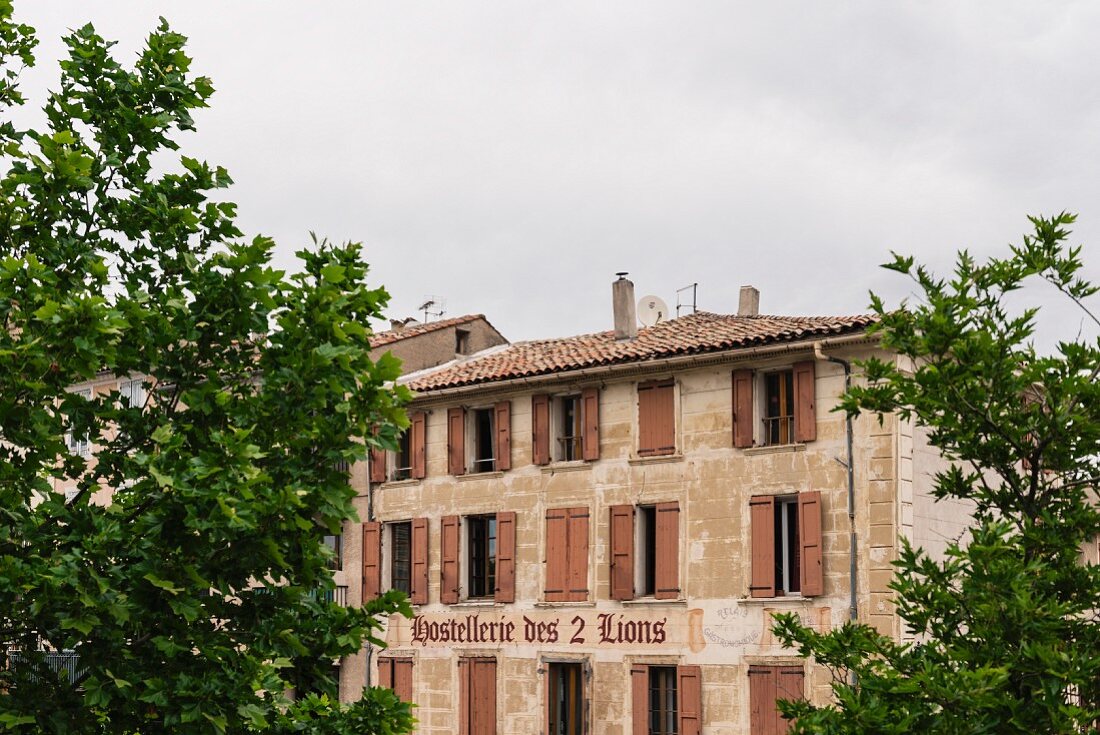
[
  {"x1": 6, "y1": 650, "x2": 84, "y2": 685},
  {"x1": 762, "y1": 415, "x2": 795, "y2": 446}
]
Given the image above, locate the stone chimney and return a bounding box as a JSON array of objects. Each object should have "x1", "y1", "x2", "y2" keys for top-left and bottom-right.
[
  {"x1": 612, "y1": 273, "x2": 637, "y2": 340},
  {"x1": 738, "y1": 285, "x2": 760, "y2": 316}
]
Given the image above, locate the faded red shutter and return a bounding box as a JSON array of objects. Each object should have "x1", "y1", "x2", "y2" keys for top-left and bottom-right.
[
  {"x1": 394, "y1": 658, "x2": 414, "y2": 703},
  {"x1": 377, "y1": 656, "x2": 394, "y2": 690},
  {"x1": 411, "y1": 517, "x2": 429, "y2": 605},
  {"x1": 749, "y1": 666, "x2": 778, "y2": 735},
  {"x1": 677, "y1": 665, "x2": 702, "y2": 735},
  {"x1": 582, "y1": 387, "x2": 600, "y2": 460},
  {"x1": 638, "y1": 380, "x2": 675, "y2": 456},
  {"x1": 532, "y1": 394, "x2": 550, "y2": 466},
  {"x1": 544, "y1": 509, "x2": 569, "y2": 601},
  {"x1": 733, "y1": 369, "x2": 755, "y2": 448},
  {"x1": 458, "y1": 658, "x2": 471, "y2": 735},
  {"x1": 777, "y1": 666, "x2": 805, "y2": 734},
  {"x1": 369, "y1": 446, "x2": 387, "y2": 483},
  {"x1": 472, "y1": 658, "x2": 497, "y2": 735},
  {"x1": 655, "y1": 501, "x2": 680, "y2": 600},
  {"x1": 567, "y1": 507, "x2": 589, "y2": 601},
  {"x1": 631, "y1": 665, "x2": 648, "y2": 735},
  {"x1": 441, "y1": 515, "x2": 460, "y2": 604},
  {"x1": 798, "y1": 491, "x2": 823, "y2": 597},
  {"x1": 448, "y1": 407, "x2": 466, "y2": 476},
  {"x1": 495, "y1": 511, "x2": 516, "y2": 603},
  {"x1": 610, "y1": 505, "x2": 635, "y2": 601},
  {"x1": 793, "y1": 360, "x2": 817, "y2": 443},
  {"x1": 362, "y1": 521, "x2": 381, "y2": 602},
  {"x1": 749, "y1": 496, "x2": 776, "y2": 598},
  {"x1": 410, "y1": 411, "x2": 427, "y2": 479},
  {"x1": 494, "y1": 401, "x2": 511, "y2": 471}
]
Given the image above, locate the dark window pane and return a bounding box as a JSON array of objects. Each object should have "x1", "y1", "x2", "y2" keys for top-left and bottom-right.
[
  {"x1": 648, "y1": 666, "x2": 677, "y2": 735},
  {"x1": 391, "y1": 523, "x2": 411, "y2": 594}
]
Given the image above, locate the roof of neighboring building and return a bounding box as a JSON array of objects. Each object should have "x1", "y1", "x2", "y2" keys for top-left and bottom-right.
[
  {"x1": 369, "y1": 314, "x2": 497, "y2": 348},
  {"x1": 405, "y1": 311, "x2": 876, "y2": 392}
]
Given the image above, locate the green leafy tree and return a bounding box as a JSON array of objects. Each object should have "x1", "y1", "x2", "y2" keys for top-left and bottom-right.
[
  {"x1": 774, "y1": 213, "x2": 1100, "y2": 733},
  {"x1": 0, "y1": 3, "x2": 414, "y2": 733}
]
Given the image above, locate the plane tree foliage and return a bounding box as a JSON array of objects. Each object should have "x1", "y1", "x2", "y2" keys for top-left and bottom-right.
[
  {"x1": 775, "y1": 213, "x2": 1100, "y2": 733},
  {"x1": 0, "y1": 3, "x2": 413, "y2": 733}
]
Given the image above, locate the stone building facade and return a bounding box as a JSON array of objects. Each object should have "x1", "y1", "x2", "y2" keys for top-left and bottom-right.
[{"x1": 336, "y1": 285, "x2": 960, "y2": 734}]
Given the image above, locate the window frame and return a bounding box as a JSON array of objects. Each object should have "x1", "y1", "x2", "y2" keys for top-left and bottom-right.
[
  {"x1": 760, "y1": 369, "x2": 795, "y2": 447},
  {"x1": 469, "y1": 406, "x2": 496, "y2": 474},
  {"x1": 387, "y1": 521, "x2": 412, "y2": 596},
  {"x1": 749, "y1": 491, "x2": 823, "y2": 599},
  {"x1": 465, "y1": 514, "x2": 498, "y2": 600},
  {"x1": 545, "y1": 659, "x2": 587, "y2": 735},
  {"x1": 392, "y1": 430, "x2": 413, "y2": 481},
  {"x1": 322, "y1": 533, "x2": 343, "y2": 572},
  {"x1": 65, "y1": 387, "x2": 94, "y2": 457},
  {"x1": 553, "y1": 394, "x2": 584, "y2": 462}
]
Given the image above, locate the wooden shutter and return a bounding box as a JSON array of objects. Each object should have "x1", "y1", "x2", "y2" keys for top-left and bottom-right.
[
  {"x1": 544, "y1": 509, "x2": 569, "y2": 601},
  {"x1": 566, "y1": 507, "x2": 589, "y2": 601},
  {"x1": 677, "y1": 665, "x2": 702, "y2": 735},
  {"x1": 749, "y1": 496, "x2": 776, "y2": 598},
  {"x1": 777, "y1": 666, "x2": 805, "y2": 734},
  {"x1": 448, "y1": 407, "x2": 466, "y2": 476},
  {"x1": 582, "y1": 387, "x2": 600, "y2": 460},
  {"x1": 793, "y1": 360, "x2": 817, "y2": 443},
  {"x1": 362, "y1": 521, "x2": 382, "y2": 602},
  {"x1": 459, "y1": 658, "x2": 471, "y2": 735},
  {"x1": 494, "y1": 401, "x2": 511, "y2": 471},
  {"x1": 733, "y1": 369, "x2": 755, "y2": 448},
  {"x1": 495, "y1": 511, "x2": 516, "y2": 603},
  {"x1": 609, "y1": 505, "x2": 635, "y2": 601},
  {"x1": 749, "y1": 666, "x2": 778, "y2": 735},
  {"x1": 394, "y1": 658, "x2": 414, "y2": 703},
  {"x1": 638, "y1": 380, "x2": 675, "y2": 456},
  {"x1": 798, "y1": 491, "x2": 823, "y2": 597},
  {"x1": 462, "y1": 658, "x2": 496, "y2": 735},
  {"x1": 369, "y1": 445, "x2": 387, "y2": 483},
  {"x1": 532, "y1": 394, "x2": 550, "y2": 466},
  {"x1": 411, "y1": 517, "x2": 429, "y2": 605},
  {"x1": 441, "y1": 515, "x2": 460, "y2": 604},
  {"x1": 655, "y1": 502, "x2": 680, "y2": 600},
  {"x1": 631, "y1": 665, "x2": 648, "y2": 735},
  {"x1": 377, "y1": 656, "x2": 394, "y2": 690},
  {"x1": 410, "y1": 411, "x2": 427, "y2": 479}
]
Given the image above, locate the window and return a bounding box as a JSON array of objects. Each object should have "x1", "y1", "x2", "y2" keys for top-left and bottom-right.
[
  {"x1": 748, "y1": 665, "x2": 804, "y2": 735},
  {"x1": 377, "y1": 657, "x2": 414, "y2": 703},
  {"x1": 544, "y1": 507, "x2": 589, "y2": 602},
  {"x1": 631, "y1": 665, "x2": 701, "y2": 735},
  {"x1": 733, "y1": 362, "x2": 817, "y2": 448},
  {"x1": 532, "y1": 389, "x2": 599, "y2": 466},
  {"x1": 638, "y1": 380, "x2": 675, "y2": 456},
  {"x1": 322, "y1": 533, "x2": 343, "y2": 572},
  {"x1": 456, "y1": 328, "x2": 471, "y2": 355},
  {"x1": 118, "y1": 378, "x2": 146, "y2": 409},
  {"x1": 393, "y1": 431, "x2": 413, "y2": 481},
  {"x1": 447, "y1": 403, "x2": 511, "y2": 476},
  {"x1": 610, "y1": 503, "x2": 680, "y2": 601},
  {"x1": 65, "y1": 388, "x2": 93, "y2": 457},
  {"x1": 440, "y1": 512, "x2": 516, "y2": 604},
  {"x1": 370, "y1": 411, "x2": 426, "y2": 482},
  {"x1": 459, "y1": 657, "x2": 497, "y2": 735},
  {"x1": 546, "y1": 662, "x2": 585, "y2": 735},
  {"x1": 749, "y1": 492, "x2": 823, "y2": 598},
  {"x1": 467, "y1": 515, "x2": 497, "y2": 599},
  {"x1": 362, "y1": 518, "x2": 428, "y2": 604}
]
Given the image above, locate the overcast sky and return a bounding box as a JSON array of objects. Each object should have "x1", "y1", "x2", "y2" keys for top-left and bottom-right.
[{"x1": 14, "y1": 2, "x2": 1100, "y2": 346}]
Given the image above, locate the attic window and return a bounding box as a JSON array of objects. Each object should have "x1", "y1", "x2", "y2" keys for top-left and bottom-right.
[{"x1": 456, "y1": 328, "x2": 471, "y2": 355}]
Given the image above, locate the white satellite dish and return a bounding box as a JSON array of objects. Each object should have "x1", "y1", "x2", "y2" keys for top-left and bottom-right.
[{"x1": 637, "y1": 295, "x2": 669, "y2": 327}]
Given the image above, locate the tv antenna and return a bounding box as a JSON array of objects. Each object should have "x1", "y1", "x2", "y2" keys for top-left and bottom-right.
[
  {"x1": 418, "y1": 297, "x2": 445, "y2": 323},
  {"x1": 676, "y1": 283, "x2": 698, "y2": 317}
]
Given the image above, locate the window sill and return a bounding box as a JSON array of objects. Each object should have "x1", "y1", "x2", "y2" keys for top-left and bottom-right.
[
  {"x1": 451, "y1": 600, "x2": 503, "y2": 608},
  {"x1": 621, "y1": 597, "x2": 687, "y2": 607},
  {"x1": 540, "y1": 461, "x2": 592, "y2": 475},
  {"x1": 737, "y1": 595, "x2": 816, "y2": 605},
  {"x1": 534, "y1": 600, "x2": 595, "y2": 608},
  {"x1": 628, "y1": 454, "x2": 684, "y2": 466},
  {"x1": 457, "y1": 471, "x2": 505, "y2": 482},
  {"x1": 743, "y1": 443, "x2": 806, "y2": 457},
  {"x1": 381, "y1": 478, "x2": 420, "y2": 489}
]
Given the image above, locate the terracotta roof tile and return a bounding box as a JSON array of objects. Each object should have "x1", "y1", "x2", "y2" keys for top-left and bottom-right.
[
  {"x1": 370, "y1": 314, "x2": 490, "y2": 348},
  {"x1": 406, "y1": 311, "x2": 876, "y2": 392}
]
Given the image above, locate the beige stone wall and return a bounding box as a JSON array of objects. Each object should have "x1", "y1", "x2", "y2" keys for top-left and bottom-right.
[
  {"x1": 341, "y1": 342, "x2": 911, "y2": 733},
  {"x1": 378, "y1": 318, "x2": 507, "y2": 374}
]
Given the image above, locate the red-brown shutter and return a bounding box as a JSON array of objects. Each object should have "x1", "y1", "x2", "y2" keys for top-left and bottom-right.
[
  {"x1": 495, "y1": 511, "x2": 516, "y2": 603},
  {"x1": 582, "y1": 387, "x2": 600, "y2": 461},
  {"x1": 369, "y1": 446, "x2": 387, "y2": 483},
  {"x1": 777, "y1": 666, "x2": 805, "y2": 734},
  {"x1": 441, "y1": 515, "x2": 460, "y2": 604},
  {"x1": 610, "y1": 505, "x2": 635, "y2": 601},
  {"x1": 749, "y1": 496, "x2": 776, "y2": 598},
  {"x1": 677, "y1": 665, "x2": 702, "y2": 735},
  {"x1": 733, "y1": 368, "x2": 755, "y2": 448},
  {"x1": 394, "y1": 658, "x2": 414, "y2": 703},
  {"x1": 631, "y1": 665, "x2": 648, "y2": 735},
  {"x1": 544, "y1": 509, "x2": 569, "y2": 601},
  {"x1": 638, "y1": 380, "x2": 675, "y2": 456},
  {"x1": 411, "y1": 517, "x2": 429, "y2": 605},
  {"x1": 410, "y1": 411, "x2": 427, "y2": 479},
  {"x1": 749, "y1": 666, "x2": 778, "y2": 735},
  {"x1": 494, "y1": 401, "x2": 511, "y2": 471},
  {"x1": 793, "y1": 360, "x2": 817, "y2": 443},
  {"x1": 362, "y1": 521, "x2": 382, "y2": 602},
  {"x1": 655, "y1": 501, "x2": 680, "y2": 600},
  {"x1": 459, "y1": 658, "x2": 471, "y2": 735},
  {"x1": 567, "y1": 507, "x2": 589, "y2": 601},
  {"x1": 798, "y1": 491, "x2": 823, "y2": 597},
  {"x1": 377, "y1": 656, "x2": 394, "y2": 690},
  {"x1": 448, "y1": 407, "x2": 466, "y2": 476},
  {"x1": 467, "y1": 658, "x2": 496, "y2": 735},
  {"x1": 532, "y1": 394, "x2": 550, "y2": 466}
]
